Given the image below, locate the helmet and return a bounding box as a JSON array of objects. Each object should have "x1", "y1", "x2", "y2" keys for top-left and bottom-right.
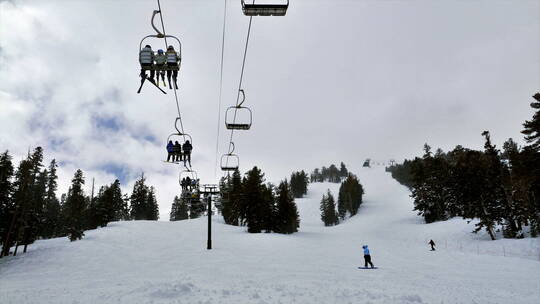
[
  {"x1": 158, "y1": 49, "x2": 164, "y2": 54},
  {"x1": 145, "y1": 45, "x2": 151, "y2": 48},
  {"x1": 167, "y1": 45, "x2": 174, "y2": 50}
]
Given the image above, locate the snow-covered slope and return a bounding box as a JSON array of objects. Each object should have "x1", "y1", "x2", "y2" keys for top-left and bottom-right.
[{"x1": 1, "y1": 167, "x2": 539, "y2": 304}]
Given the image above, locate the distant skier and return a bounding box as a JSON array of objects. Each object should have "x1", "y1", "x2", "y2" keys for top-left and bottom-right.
[
  {"x1": 362, "y1": 245, "x2": 374, "y2": 268},
  {"x1": 166, "y1": 140, "x2": 174, "y2": 162},
  {"x1": 185, "y1": 176, "x2": 192, "y2": 190},
  {"x1": 182, "y1": 140, "x2": 193, "y2": 167},
  {"x1": 173, "y1": 141, "x2": 182, "y2": 162},
  {"x1": 429, "y1": 239, "x2": 436, "y2": 251}
]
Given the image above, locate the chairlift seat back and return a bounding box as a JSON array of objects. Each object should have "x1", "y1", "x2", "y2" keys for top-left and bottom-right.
[{"x1": 242, "y1": 0, "x2": 289, "y2": 16}]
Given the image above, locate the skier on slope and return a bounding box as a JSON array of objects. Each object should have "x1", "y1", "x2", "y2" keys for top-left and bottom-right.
[
  {"x1": 429, "y1": 239, "x2": 436, "y2": 251},
  {"x1": 363, "y1": 245, "x2": 375, "y2": 268}
]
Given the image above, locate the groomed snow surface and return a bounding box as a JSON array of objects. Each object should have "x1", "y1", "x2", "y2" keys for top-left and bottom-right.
[{"x1": 1, "y1": 166, "x2": 539, "y2": 304}]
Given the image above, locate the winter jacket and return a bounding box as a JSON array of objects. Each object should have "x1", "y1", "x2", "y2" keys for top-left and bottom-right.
[
  {"x1": 363, "y1": 246, "x2": 370, "y2": 256},
  {"x1": 182, "y1": 142, "x2": 192, "y2": 153},
  {"x1": 139, "y1": 46, "x2": 154, "y2": 65},
  {"x1": 155, "y1": 53, "x2": 167, "y2": 65},
  {"x1": 166, "y1": 142, "x2": 174, "y2": 153},
  {"x1": 166, "y1": 49, "x2": 180, "y2": 64},
  {"x1": 173, "y1": 143, "x2": 182, "y2": 153}
]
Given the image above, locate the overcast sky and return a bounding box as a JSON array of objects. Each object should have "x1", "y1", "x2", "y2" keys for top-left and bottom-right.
[{"x1": 1, "y1": 0, "x2": 539, "y2": 219}]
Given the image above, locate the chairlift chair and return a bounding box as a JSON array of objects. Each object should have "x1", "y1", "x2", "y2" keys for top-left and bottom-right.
[
  {"x1": 225, "y1": 89, "x2": 252, "y2": 130},
  {"x1": 164, "y1": 118, "x2": 193, "y2": 164},
  {"x1": 220, "y1": 142, "x2": 240, "y2": 171},
  {"x1": 221, "y1": 154, "x2": 239, "y2": 171},
  {"x1": 241, "y1": 0, "x2": 289, "y2": 16},
  {"x1": 179, "y1": 169, "x2": 198, "y2": 185},
  {"x1": 139, "y1": 10, "x2": 182, "y2": 73}
]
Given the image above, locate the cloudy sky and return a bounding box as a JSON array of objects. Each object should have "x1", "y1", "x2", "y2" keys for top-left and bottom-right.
[{"x1": 1, "y1": 0, "x2": 539, "y2": 219}]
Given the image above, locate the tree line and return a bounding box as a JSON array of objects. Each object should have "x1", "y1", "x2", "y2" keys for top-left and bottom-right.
[
  {"x1": 320, "y1": 173, "x2": 365, "y2": 226},
  {"x1": 0, "y1": 147, "x2": 160, "y2": 257},
  {"x1": 387, "y1": 93, "x2": 540, "y2": 239},
  {"x1": 310, "y1": 162, "x2": 349, "y2": 183},
  {"x1": 217, "y1": 166, "x2": 300, "y2": 234}
]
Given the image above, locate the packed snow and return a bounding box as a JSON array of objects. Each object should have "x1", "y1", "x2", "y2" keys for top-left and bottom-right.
[{"x1": 1, "y1": 166, "x2": 539, "y2": 304}]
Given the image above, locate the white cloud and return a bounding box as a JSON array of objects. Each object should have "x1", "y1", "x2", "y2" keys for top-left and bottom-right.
[{"x1": 1, "y1": 0, "x2": 539, "y2": 218}]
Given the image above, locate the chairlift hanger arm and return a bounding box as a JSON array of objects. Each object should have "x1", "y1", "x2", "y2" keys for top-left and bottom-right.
[
  {"x1": 151, "y1": 10, "x2": 164, "y2": 37},
  {"x1": 238, "y1": 89, "x2": 246, "y2": 107}
]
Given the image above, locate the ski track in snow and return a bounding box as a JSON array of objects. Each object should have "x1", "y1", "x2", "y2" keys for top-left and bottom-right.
[{"x1": 1, "y1": 166, "x2": 539, "y2": 303}]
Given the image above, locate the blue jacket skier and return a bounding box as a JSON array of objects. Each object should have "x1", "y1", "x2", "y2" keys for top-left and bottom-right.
[
  {"x1": 166, "y1": 141, "x2": 174, "y2": 162},
  {"x1": 363, "y1": 245, "x2": 374, "y2": 268}
]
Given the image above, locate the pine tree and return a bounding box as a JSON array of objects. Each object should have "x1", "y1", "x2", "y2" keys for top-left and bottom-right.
[
  {"x1": 337, "y1": 174, "x2": 365, "y2": 219},
  {"x1": 147, "y1": 186, "x2": 159, "y2": 220},
  {"x1": 242, "y1": 166, "x2": 273, "y2": 233},
  {"x1": 63, "y1": 169, "x2": 87, "y2": 241},
  {"x1": 120, "y1": 194, "x2": 131, "y2": 221},
  {"x1": 261, "y1": 183, "x2": 276, "y2": 232},
  {"x1": 170, "y1": 195, "x2": 189, "y2": 221},
  {"x1": 339, "y1": 162, "x2": 348, "y2": 178},
  {"x1": 19, "y1": 147, "x2": 46, "y2": 251},
  {"x1": 521, "y1": 93, "x2": 540, "y2": 151},
  {"x1": 410, "y1": 144, "x2": 451, "y2": 223},
  {"x1": 41, "y1": 160, "x2": 61, "y2": 239},
  {"x1": 0, "y1": 151, "x2": 14, "y2": 256},
  {"x1": 290, "y1": 171, "x2": 309, "y2": 198},
  {"x1": 9, "y1": 155, "x2": 35, "y2": 255},
  {"x1": 95, "y1": 179, "x2": 125, "y2": 227},
  {"x1": 320, "y1": 190, "x2": 339, "y2": 226},
  {"x1": 274, "y1": 181, "x2": 300, "y2": 234},
  {"x1": 130, "y1": 175, "x2": 149, "y2": 220},
  {"x1": 221, "y1": 170, "x2": 242, "y2": 225},
  {"x1": 520, "y1": 93, "x2": 540, "y2": 235}
]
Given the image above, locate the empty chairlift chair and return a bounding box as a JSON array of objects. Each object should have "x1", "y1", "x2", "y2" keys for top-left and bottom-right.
[
  {"x1": 225, "y1": 89, "x2": 252, "y2": 130},
  {"x1": 241, "y1": 0, "x2": 289, "y2": 16},
  {"x1": 221, "y1": 143, "x2": 240, "y2": 171}
]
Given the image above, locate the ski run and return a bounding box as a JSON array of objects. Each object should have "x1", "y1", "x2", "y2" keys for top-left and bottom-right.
[{"x1": 1, "y1": 165, "x2": 539, "y2": 304}]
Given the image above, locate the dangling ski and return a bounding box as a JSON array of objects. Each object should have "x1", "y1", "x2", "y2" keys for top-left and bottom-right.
[
  {"x1": 358, "y1": 267, "x2": 378, "y2": 270},
  {"x1": 137, "y1": 76, "x2": 167, "y2": 94}
]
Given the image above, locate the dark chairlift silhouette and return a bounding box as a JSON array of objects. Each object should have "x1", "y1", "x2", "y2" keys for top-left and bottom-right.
[
  {"x1": 241, "y1": 0, "x2": 289, "y2": 16},
  {"x1": 225, "y1": 89, "x2": 252, "y2": 130},
  {"x1": 179, "y1": 168, "x2": 198, "y2": 186}
]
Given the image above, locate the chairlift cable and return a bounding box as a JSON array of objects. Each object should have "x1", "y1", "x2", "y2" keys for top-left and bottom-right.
[
  {"x1": 225, "y1": 15, "x2": 253, "y2": 169},
  {"x1": 214, "y1": 0, "x2": 228, "y2": 180},
  {"x1": 156, "y1": 0, "x2": 186, "y2": 140}
]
